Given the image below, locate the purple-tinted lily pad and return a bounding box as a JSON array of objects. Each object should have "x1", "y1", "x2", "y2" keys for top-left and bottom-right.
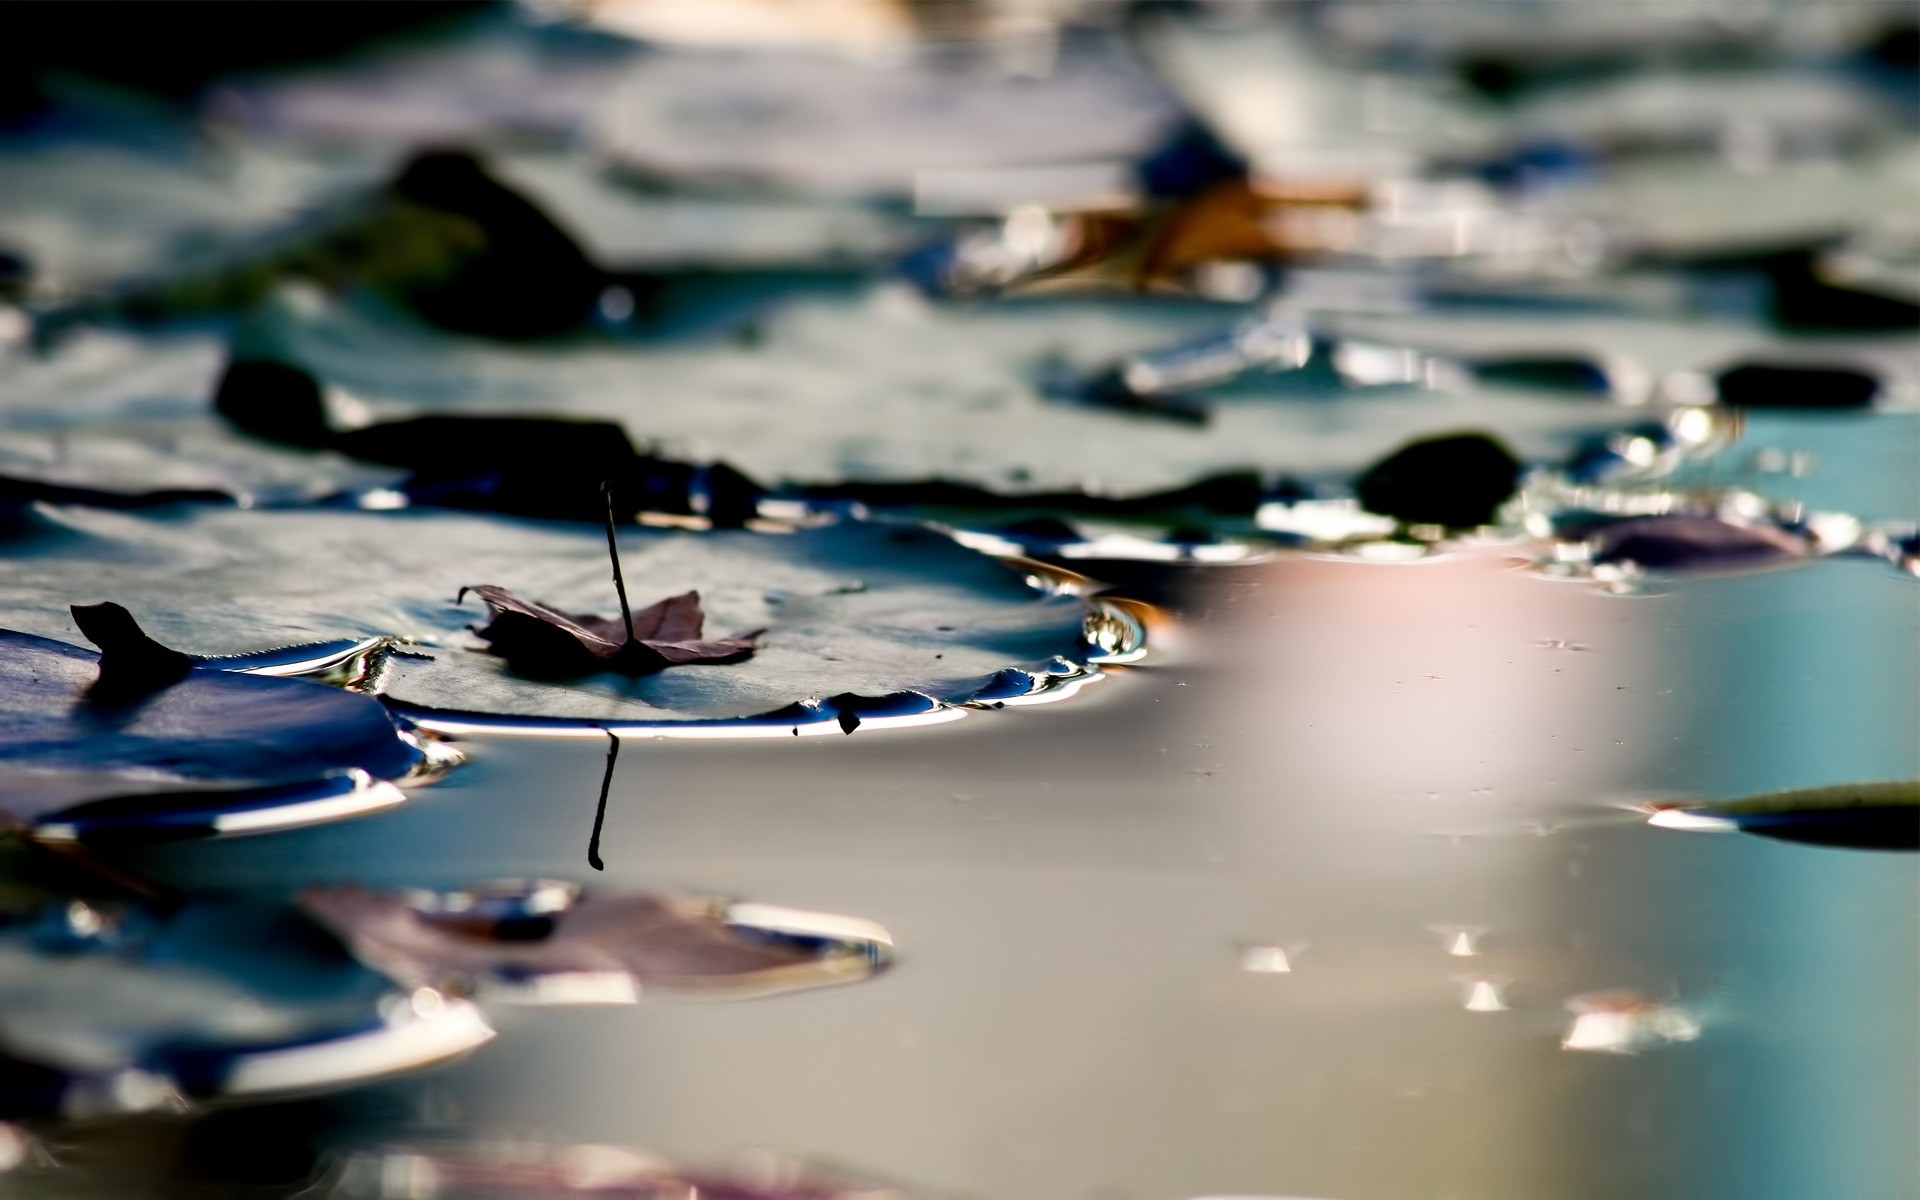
[
  {"x1": 0, "y1": 628, "x2": 421, "y2": 786},
  {"x1": 1589, "y1": 514, "x2": 1810, "y2": 571}
]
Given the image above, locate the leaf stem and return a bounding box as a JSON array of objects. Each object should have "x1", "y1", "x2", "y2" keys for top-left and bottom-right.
[
  {"x1": 587, "y1": 729, "x2": 619, "y2": 872},
  {"x1": 602, "y1": 481, "x2": 636, "y2": 643}
]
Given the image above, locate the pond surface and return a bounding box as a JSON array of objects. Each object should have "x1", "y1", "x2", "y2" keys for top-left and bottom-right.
[
  {"x1": 102, "y1": 526, "x2": 1917, "y2": 1200},
  {"x1": 3, "y1": 5, "x2": 1917, "y2": 1197}
]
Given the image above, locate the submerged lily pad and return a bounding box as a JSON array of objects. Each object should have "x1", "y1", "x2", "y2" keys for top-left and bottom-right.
[
  {"x1": 0, "y1": 505, "x2": 1106, "y2": 724},
  {"x1": 0, "y1": 892, "x2": 491, "y2": 1117},
  {"x1": 6, "y1": 769, "x2": 408, "y2": 848}
]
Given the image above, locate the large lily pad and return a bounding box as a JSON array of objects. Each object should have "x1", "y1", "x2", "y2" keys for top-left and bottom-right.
[{"x1": 0, "y1": 505, "x2": 1104, "y2": 724}]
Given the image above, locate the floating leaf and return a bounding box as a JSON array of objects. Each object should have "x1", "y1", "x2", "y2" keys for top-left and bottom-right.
[
  {"x1": 298, "y1": 881, "x2": 891, "y2": 1003},
  {"x1": 462, "y1": 585, "x2": 759, "y2": 680}
]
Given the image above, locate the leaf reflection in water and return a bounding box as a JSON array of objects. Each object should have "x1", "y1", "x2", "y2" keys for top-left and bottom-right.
[
  {"x1": 334, "y1": 1140, "x2": 945, "y2": 1199},
  {"x1": 298, "y1": 880, "x2": 892, "y2": 1005}
]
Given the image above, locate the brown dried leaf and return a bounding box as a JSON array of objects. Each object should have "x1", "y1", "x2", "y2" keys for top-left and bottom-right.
[{"x1": 460, "y1": 585, "x2": 758, "y2": 679}]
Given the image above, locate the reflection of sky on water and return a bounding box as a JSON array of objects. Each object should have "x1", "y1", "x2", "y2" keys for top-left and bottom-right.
[{"x1": 117, "y1": 506, "x2": 1916, "y2": 1198}]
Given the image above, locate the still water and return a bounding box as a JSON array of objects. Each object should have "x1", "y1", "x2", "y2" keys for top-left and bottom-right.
[{"x1": 102, "y1": 541, "x2": 1917, "y2": 1200}]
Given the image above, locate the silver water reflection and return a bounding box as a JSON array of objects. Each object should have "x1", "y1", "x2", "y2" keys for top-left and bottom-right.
[{"x1": 120, "y1": 532, "x2": 1917, "y2": 1199}]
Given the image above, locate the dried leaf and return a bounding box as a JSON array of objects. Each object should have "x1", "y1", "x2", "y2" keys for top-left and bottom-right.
[{"x1": 461, "y1": 585, "x2": 758, "y2": 680}]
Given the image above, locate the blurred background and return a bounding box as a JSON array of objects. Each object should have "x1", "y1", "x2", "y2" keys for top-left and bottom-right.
[{"x1": 0, "y1": 2, "x2": 1915, "y2": 1198}]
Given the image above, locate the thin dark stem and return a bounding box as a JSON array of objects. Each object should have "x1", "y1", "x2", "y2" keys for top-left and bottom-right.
[
  {"x1": 586, "y1": 729, "x2": 619, "y2": 872},
  {"x1": 601, "y1": 480, "x2": 636, "y2": 643}
]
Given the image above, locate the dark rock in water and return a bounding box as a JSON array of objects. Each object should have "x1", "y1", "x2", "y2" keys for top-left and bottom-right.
[
  {"x1": 1471, "y1": 356, "x2": 1614, "y2": 395},
  {"x1": 1355, "y1": 432, "x2": 1521, "y2": 529},
  {"x1": 213, "y1": 359, "x2": 336, "y2": 449},
  {"x1": 69, "y1": 602, "x2": 195, "y2": 707},
  {"x1": 1713, "y1": 363, "x2": 1880, "y2": 410},
  {"x1": 1590, "y1": 515, "x2": 1807, "y2": 571},
  {"x1": 375, "y1": 149, "x2": 607, "y2": 339}
]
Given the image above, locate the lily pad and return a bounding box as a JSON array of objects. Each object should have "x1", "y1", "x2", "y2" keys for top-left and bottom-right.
[
  {"x1": 0, "y1": 329, "x2": 399, "y2": 508},
  {"x1": 237, "y1": 285, "x2": 1634, "y2": 502},
  {"x1": 0, "y1": 627, "x2": 421, "y2": 784},
  {"x1": 591, "y1": 35, "x2": 1181, "y2": 199},
  {"x1": 6, "y1": 769, "x2": 408, "y2": 848},
  {"x1": 0, "y1": 892, "x2": 490, "y2": 1116},
  {"x1": 0, "y1": 505, "x2": 1109, "y2": 724}
]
